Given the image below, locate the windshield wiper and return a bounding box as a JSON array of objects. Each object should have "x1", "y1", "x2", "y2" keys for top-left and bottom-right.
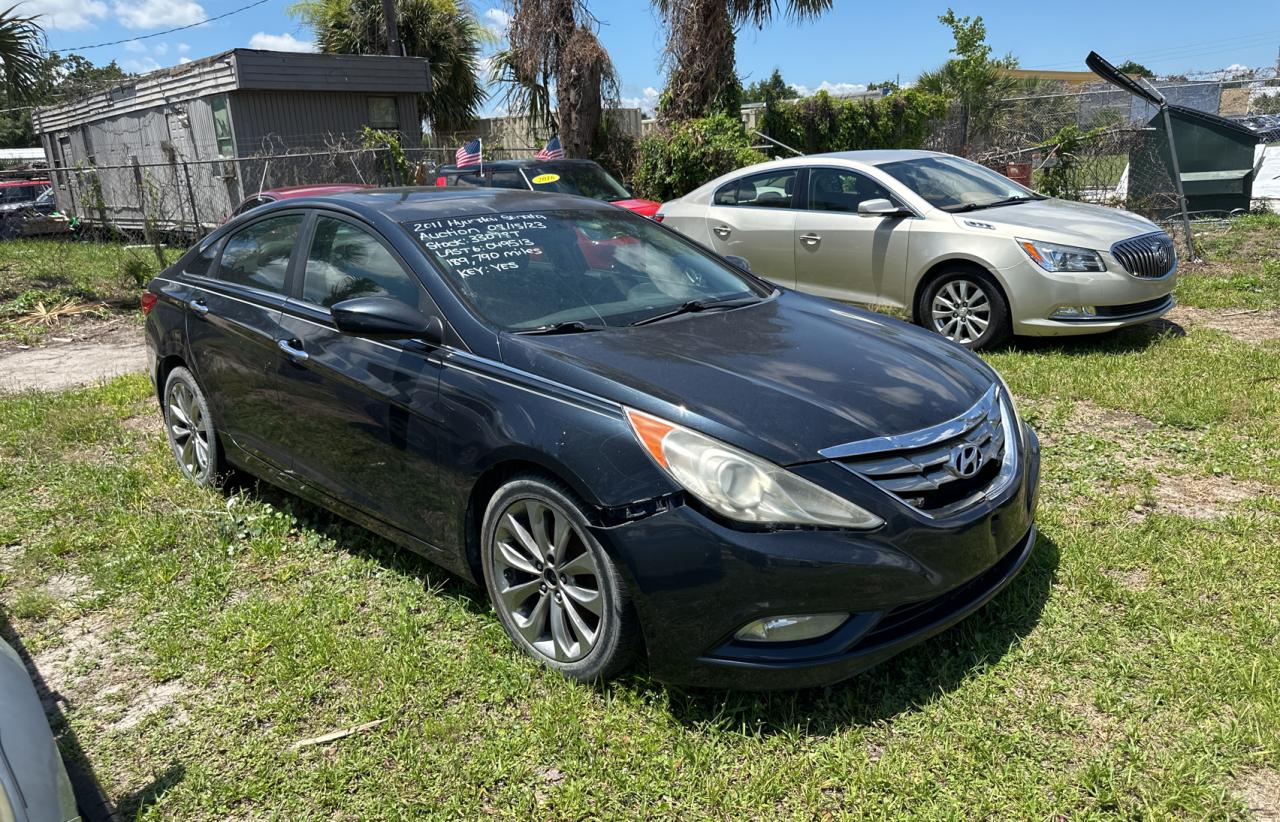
[
  {"x1": 516, "y1": 321, "x2": 602, "y2": 335},
  {"x1": 947, "y1": 195, "x2": 1041, "y2": 213},
  {"x1": 629, "y1": 296, "x2": 760, "y2": 327}
]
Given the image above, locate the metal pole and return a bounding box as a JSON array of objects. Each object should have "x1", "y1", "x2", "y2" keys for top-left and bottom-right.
[
  {"x1": 1160, "y1": 105, "x2": 1197, "y2": 260},
  {"x1": 751, "y1": 130, "x2": 804, "y2": 157},
  {"x1": 381, "y1": 0, "x2": 402, "y2": 56},
  {"x1": 182, "y1": 161, "x2": 201, "y2": 234}
]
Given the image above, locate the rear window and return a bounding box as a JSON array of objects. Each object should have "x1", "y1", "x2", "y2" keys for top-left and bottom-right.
[{"x1": 403, "y1": 209, "x2": 763, "y2": 330}]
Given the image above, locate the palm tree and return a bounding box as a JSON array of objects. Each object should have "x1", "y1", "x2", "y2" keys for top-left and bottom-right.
[
  {"x1": 290, "y1": 0, "x2": 487, "y2": 133},
  {"x1": 0, "y1": 6, "x2": 44, "y2": 104},
  {"x1": 654, "y1": 0, "x2": 831, "y2": 122},
  {"x1": 491, "y1": 0, "x2": 617, "y2": 158}
]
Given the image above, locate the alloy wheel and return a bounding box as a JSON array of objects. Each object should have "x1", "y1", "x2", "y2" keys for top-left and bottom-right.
[
  {"x1": 489, "y1": 498, "x2": 606, "y2": 663},
  {"x1": 166, "y1": 380, "x2": 212, "y2": 480},
  {"x1": 931, "y1": 278, "x2": 991, "y2": 346}
]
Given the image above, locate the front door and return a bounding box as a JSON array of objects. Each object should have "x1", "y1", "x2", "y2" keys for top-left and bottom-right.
[
  {"x1": 702, "y1": 167, "x2": 800, "y2": 287},
  {"x1": 793, "y1": 167, "x2": 913, "y2": 306},
  {"x1": 273, "y1": 213, "x2": 448, "y2": 542},
  {"x1": 185, "y1": 212, "x2": 304, "y2": 468}
]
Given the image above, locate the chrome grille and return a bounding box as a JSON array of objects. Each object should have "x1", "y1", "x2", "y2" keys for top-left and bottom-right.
[
  {"x1": 819, "y1": 385, "x2": 1018, "y2": 518},
  {"x1": 1111, "y1": 232, "x2": 1177, "y2": 279}
]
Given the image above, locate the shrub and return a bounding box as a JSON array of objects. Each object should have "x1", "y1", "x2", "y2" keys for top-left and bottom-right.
[
  {"x1": 630, "y1": 113, "x2": 767, "y2": 202},
  {"x1": 765, "y1": 89, "x2": 947, "y2": 155}
]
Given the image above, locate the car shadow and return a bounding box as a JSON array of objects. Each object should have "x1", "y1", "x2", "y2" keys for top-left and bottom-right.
[
  {"x1": 0, "y1": 612, "x2": 119, "y2": 822},
  {"x1": 1004, "y1": 317, "x2": 1186, "y2": 356},
  {"x1": 632, "y1": 531, "x2": 1061, "y2": 737}
]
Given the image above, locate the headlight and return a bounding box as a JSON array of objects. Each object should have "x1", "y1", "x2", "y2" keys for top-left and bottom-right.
[
  {"x1": 992, "y1": 371, "x2": 1023, "y2": 443},
  {"x1": 1016, "y1": 237, "x2": 1105, "y2": 272},
  {"x1": 625, "y1": 409, "x2": 883, "y2": 529}
]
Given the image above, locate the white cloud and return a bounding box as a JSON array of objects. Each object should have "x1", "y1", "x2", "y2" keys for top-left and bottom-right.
[
  {"x1": 179, "y1": 56, "x2": 191, "y2": 64},
  {"x1": 122, "y1": 56, "x2": 162, "y2": 73},
  {"x1": 620, "y1": 86, "x2": 660, "y2": 115},
  {"x1": 113, "y1": 0, "x2": 204, "y2": 29},
  {"x1": 19, "y1": 0, "x2": 107, "y2": 30},
  {"x1": 153, "y1": 42, "x2": 168, "y2": 55},
  {"x1": 791, "y1": 81, "x2": 869, "y2": 98},
  {"x1": 248, "y1": 31, "x2": 316, "y2": 52},
  {"x1": 484, "y1": 7, "x2": 510, "y2": 29},
  {"x1": 122, "y1": 39, "x2": 146, "y2": 52},
  {"x1": 177, "y1": 42, "x2": 190, "y2": 53}
]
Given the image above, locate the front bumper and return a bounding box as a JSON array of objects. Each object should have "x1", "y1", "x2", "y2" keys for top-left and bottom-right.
[
  {"x1": 594, "y1": 425, "x2": 1041, "y2": 690},
  {"x1": 1000, "y1": 256, "x2": 1177, "y2": 337}
]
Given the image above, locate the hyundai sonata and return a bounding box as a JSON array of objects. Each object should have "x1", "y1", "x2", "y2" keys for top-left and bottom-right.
[
  {"x1": 144, "y1": 188, "x2": 1040, "y2": 689},
  {"x1": 657, "y1": 150, "x2": 1178, "y2": 349}
]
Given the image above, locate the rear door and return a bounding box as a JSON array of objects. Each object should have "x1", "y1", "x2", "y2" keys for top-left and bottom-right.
[
  {"x1": 701, "y1": 167, "x2": 801, "y2": 286},
  {"x1": 185, "y1": 212, "x2": 305, "y2": 467},
  {"x1": 274, "y1": 212, "x2": 449, "y2": 539},
  {"x1": 792, "y1": 166, "x2": 913, "y2": 306}
]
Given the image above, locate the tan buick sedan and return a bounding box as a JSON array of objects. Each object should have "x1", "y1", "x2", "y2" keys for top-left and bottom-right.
[{"x1": 656, "y1": 150, "x2": 1178, "y2": 349}]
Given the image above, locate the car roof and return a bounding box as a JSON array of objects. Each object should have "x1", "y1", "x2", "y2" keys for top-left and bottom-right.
[
  {"x1": 286, "y1": 186, "x2": 617, "y2": 221},
  {"x1": 260, "y1": 183, "x2": 373, "y2": 199},
  {"x1": 437, "y1": 158, "x2": 600, "y2": 173}
]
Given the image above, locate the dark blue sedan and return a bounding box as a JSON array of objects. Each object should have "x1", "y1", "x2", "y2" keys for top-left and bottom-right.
[{"x1": 142, "y1": 188, "x2": 1040, "y2": 689}]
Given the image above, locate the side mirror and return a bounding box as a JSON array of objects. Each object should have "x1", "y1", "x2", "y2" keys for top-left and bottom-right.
[
  {"x1": 857, "y1": 198, "x2": 910, "y2": 218},
  {"x1": 330, "y1": 297, "x2": 444, "y2": 344},
  {"x1": 723, "y1": 254, "x2": 751, "y2": 272}
]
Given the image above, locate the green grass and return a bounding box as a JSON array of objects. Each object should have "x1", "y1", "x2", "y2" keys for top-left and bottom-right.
[
  {"x1": 1176, "y1": 213, "x2": 1280, "y2": 310},
  {"x1": 2, "y1": 221, "x2": 1279, "y2": 818},
  {"x1": 0, "y1": 239, "x2": 182, "y2": 345}
]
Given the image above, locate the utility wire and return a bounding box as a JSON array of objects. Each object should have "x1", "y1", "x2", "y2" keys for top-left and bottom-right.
[{"x1": 55, "y1": 0, "x2": 275, "y2": 52}]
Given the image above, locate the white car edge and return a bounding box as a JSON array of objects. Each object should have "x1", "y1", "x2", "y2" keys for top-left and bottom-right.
[{"x1": 656, "y1": 150, "x2": 1178, "y2": 349}]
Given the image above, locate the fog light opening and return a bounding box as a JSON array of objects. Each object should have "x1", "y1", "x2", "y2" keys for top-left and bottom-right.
[
  {"x1": 734, "y1": 613, "x2": 849, "y2": 643},
  {"x1": 1049, "y1": 305, "x2": 1098, "y2": 320}
]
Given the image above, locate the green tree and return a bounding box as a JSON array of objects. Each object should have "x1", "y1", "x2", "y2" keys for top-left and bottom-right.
[
  {"x1": 490, "y1": 0, "x2": 617, "y2": 158},
  {"x1": 0, "y1": 6, "x2": 42, "y2": 103},
  {"x1": 654, "y1": 0, "x2": 831, "y2": 122},
  {"x1": 1115, "y1": 60, "x2": 1154, "y2": 79},
  {"x1": 1, "y1": 53, "x2": 130, "y2": 149},
  {"x1": 741, "y1": 69, "x2": 798, "y2": 104},
  {"x1": 291, "y1": 0, "x2": 486, "y2": 133}
]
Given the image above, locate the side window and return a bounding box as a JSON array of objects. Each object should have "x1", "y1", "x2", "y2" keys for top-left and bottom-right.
[
  {"x1": 184, "y1": 237, "x2": 222, "y2": 277},
  {"x1": 302, "y1": 217, "x2": 419, "y2": 308},
  {"x1": 233, "y1": 196, "x2": 271, "y2": 216},
  {"x1": 452, "y1": 171, "x2": 484, "y2": 187},
  {"x1": 807, "y1": 168, "x2": 894, "y2": 213},
  {"x1": 487, "y1": 170, "x2": 527, "y2": 190},
  {"x1": 713, "y1": 169, "x2": 798, "y2": 208},
  {"x1": 215, "y1": 214, "x2": 303, "y2": 293}
]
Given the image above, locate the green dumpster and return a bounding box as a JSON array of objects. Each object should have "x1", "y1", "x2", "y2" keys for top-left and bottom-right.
[{"x1": 1128, "y1": 105, "x2": 1262, "y2": 217}]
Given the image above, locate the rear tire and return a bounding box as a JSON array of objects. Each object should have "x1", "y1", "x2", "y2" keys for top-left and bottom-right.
[
  {"x1": 162, "y1": 367, "x2": 222, "y2": 485},
  {"x1": 480, "y1": 475, "x2": 640, "y2": 683},
  {"x1": 917, "y1": 269, "x2": 1011, "y2": 350}
]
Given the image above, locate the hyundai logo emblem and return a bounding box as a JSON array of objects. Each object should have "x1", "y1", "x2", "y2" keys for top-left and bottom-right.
[{"x1": 948, "y1": 443, "x2": 983, "y2": 479}]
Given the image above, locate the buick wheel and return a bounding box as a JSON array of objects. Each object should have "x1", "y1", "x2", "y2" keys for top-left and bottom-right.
[
  {"x1": 481, "y1": 476, "x2": 639, "y2": 682},
  {"x1": 919, "y1": 270, "x2": 1011, "y2": 350},
  {"x1": 163, "y1": 366, "x2": 221, "y2": 485}
]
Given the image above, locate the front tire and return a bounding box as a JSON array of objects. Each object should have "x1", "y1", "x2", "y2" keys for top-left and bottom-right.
[
  {"x1": 162, "y1": 366, "x2": 221, "y2": 485},
  {"x1": 480, "y1": 476, "x2": 640, "y2": 683},
  {"x1": 918, "y1": 269, "x2": 1011, "y2": 350}
]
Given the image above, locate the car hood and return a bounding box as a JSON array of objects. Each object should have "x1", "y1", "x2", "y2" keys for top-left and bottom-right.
[
  {"x1": 500, "y1": 292, "x2": 995, "y2": 466},
  {"x1": 612, "y1": 198, "x2": 661, "y2": 218},
  {"x1": 952, "y1": 198, "x2": 1160, "y2": 247}
]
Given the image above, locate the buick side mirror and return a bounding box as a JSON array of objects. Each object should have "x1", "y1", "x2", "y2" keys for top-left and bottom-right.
[
  {"x1": 723, "y1": 254, "x2": 752, "y2": 272},
  {"x1": 330, "y1": 297, "x2": 444, "y2": 344},
  {"x1": 858, "y1": 198, "x2": 910, "y2": 218}
]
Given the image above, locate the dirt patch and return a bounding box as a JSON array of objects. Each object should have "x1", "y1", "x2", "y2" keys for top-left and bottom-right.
[
  {"x1": 1104, "y1": 567, "x2": 1152, "y2": 591},
  {"x1": 106, "y1": 680, "x2": 187, "y2": 732},
  {"x1": 1235, "y1": 767, "x2": 1280, "y2": 821},
  {"x1": 1166, "y1": 306, "x2": 1280, "y2": 344},
  {"x1": 27, "y1": 613, "x2": 117, "y2": 712},
  {"x1": 1033, "y1": 400, "x2": 1157, "y2": 450},
  {"x1": 0, "y1": 318, "x2": 146, "y2": 393},
  {"x1": 1147, "y1": 474, "x2": 1273, "y2": 520}
]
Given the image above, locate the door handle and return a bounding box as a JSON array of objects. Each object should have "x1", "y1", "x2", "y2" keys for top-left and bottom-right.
[
  {"x1": 800, "y1": 233, "x2": 822, "y2": 245},
  {"x1": 712, "y1": 224, "x2": 731, "y2": 239},
  {"x1": 188, "y1": 298, "x2": 209, "y2": 316},
  {"x1": 277, "y1": 338, "x2": 309, "y2": 362}
]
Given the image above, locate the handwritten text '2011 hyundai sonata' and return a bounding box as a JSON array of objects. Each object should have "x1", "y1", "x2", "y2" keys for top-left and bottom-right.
[{"x1": 143, "y1": 188, "x2": 1040, "y2": 689}]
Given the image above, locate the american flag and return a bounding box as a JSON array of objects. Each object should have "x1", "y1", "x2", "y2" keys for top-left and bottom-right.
[
  {"x1": 535, "y1": 136, "x2": 565, "y2": 161},
  {"x1": 455, "y1": 138, "x2": 481, "y2": 167}
]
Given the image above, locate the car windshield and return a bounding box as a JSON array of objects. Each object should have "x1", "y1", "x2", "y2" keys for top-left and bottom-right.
[
  {"x1": 878, "y1": 155, "x2": 1042, "y2": 212},
  {"x1": 404, "y1": 209, "x2": 765, "y2": 331},
  {"x1": 523, "y1": 163, "x2": 632, "y2": 202}
]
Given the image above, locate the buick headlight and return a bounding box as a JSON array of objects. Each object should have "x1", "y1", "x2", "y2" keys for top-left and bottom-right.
[
  {"x1": 625, "y1": 409, "x2": 882, "y2": 529},
  {"x1": 1016, "y1": 237, "x2": 1105, "y2": 272}
]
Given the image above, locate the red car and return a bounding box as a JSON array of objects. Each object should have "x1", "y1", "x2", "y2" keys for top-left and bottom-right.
[
  {"x1": 229, "y1": 183, "x2": 373, "y2": 219},
  {"x1": 433, "y1": 159, "x2": 660, "y2": 218}
]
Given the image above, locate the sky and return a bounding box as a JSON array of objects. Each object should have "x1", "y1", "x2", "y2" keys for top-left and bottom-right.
[{"x1": 21, "y1": 0, "x2": 1280, "y2": 117}]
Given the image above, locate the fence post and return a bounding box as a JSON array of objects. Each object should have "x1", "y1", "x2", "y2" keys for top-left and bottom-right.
[
  {"x1": 387, "y1": 144, "x2": 401, "y2": 187},
  {"x1": 1160, "y1": 105, "x2": 1197, "y2": 260},
  {"x1": 182, "y1": 161, "x2": 201, "y2": 234},
  {"x1": 132, "y1": 156, "x2": 165, "y2": 268}
]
